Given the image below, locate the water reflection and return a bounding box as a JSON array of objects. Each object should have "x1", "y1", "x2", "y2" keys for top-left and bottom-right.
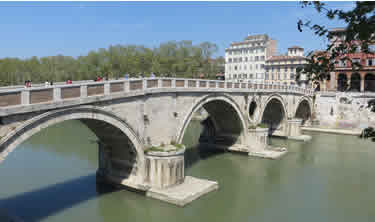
[{"x1": 1, "y1": 119, "x2": 375, "y2": 222}]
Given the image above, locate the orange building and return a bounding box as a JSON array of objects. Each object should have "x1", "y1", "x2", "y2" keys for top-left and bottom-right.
[{"x1": 321, "y1": 28, "x2": 375, "y2": 92}]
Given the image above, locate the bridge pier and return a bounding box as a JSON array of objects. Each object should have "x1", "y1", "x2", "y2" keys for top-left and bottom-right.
[
  {"x1": 143, "y1": 145, "x2": 218, "y2": 206},
  {"x1": 226, "y1": 127, "x2": 287, "y2": 159},
  {"x1": 144, "y1": 147, "x2": 185, "y2": 189},
  {"x1": 96, "y1": 143, "x2": 218, "y2": 206},
  {"x1": 286, "y1": 118, "x2": 312, "y2": 141}
]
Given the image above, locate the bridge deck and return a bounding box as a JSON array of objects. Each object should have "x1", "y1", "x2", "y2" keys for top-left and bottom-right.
[{"x1": 0, "y1": 78, "x2": 313, "y2": 117}]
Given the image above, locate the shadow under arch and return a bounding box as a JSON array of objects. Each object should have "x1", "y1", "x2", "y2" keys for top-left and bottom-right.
[
  {"x1": 260, "y1": 95, "x2": 287, "y2": 135},
  {"x1": 0, "y1": 106, "x2": 145, "y2": 186},
  {"x1": 294, "y1": 98, "x2": 312, "y2": 126},
  {"x1": 176, "y1": 94, "x2": 247, "y2": 146}
]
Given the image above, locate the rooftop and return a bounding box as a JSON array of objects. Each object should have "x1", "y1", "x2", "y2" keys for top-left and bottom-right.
[
  {"x1": 329, "y1": 27, "x2": 346, "y2": 33},
  {"x1": 288, "y1": 46, "x2": 304, "y2": 49},
  {"x1": 266, "y1": 55, "x2": 306, "y2": 62}
]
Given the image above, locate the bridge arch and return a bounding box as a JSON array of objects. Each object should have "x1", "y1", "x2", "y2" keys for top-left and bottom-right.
[
  {"x1": 0, "y1": 106, "x2": 145, "y2": 185},
  {"x1": 259, "y1": 94, "x2": 288, "y2": 134},
  {"x1": 294, "y1": 97, "x2": 313, "y2": 125},
  {"x1": 176, "y1": 94, "x2": 247, "y2": 146}
]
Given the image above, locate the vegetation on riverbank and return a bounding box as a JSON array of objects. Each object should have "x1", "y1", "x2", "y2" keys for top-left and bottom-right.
[
  {"x1": 360, "y1": 127, "x2": 375, "y2": 142},
  {"x1": 0, "y1": 41, "x2": 224, "y2": 86}
]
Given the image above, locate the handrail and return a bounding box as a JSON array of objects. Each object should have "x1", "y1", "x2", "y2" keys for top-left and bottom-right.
[{"x1": 0, "y1": 78, "x2": 314, "y2": 109}]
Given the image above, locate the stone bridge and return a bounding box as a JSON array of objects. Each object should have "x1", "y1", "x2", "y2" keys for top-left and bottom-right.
[{"x1": 0, "y1": 78, "x2": 313, "y2": 206}]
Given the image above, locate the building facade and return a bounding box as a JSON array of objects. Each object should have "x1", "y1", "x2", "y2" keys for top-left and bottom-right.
[
  {"x1": 320, "y1": 28, "x2": 375, "y2": 92},
  {"x1": 225, "y1": 34, "x2": 277, "y2": 82},
  {"x1": 264, "y1": 46, "x2": 307, "y2": 85}
]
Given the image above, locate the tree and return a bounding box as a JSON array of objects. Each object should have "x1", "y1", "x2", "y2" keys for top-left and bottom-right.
[{"x1": 297, "y1": 1, "x2": 375, "y2": 82}]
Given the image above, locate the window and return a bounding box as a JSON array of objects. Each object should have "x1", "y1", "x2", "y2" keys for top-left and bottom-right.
[
  {"x1": 228, "y1": 58, "x2": 232, "y2": 63},
  {"x1": 255, "y1": 56, "x2": 259, "y2": 61},
  {"x1": 368, "y1": 59, "x2": 374, "y2": 66},
  {"x1": 355, "y1": 45, "x2": 361, "y2": 53},
  {"x1": 260, "y1": 64, "x2": 264, "y2": 69},
  {"x1": 250, "y1": 74, "x2": 253, "y2": 79},
  {"x1": 290, "y1": 73, "x2": 295, "y2": 80},
  {"x1": 239, "y1": 65, "x2": 242, "y2": 70},
  {"x1": 369, "y1": 45, "x2": 375, "y2": 52},
  {"x1": 244, "y1": 65, "x2": 247, "y2": 70},
  {"x1": 239, "y1": 57, "x2": 242, "y2": 62},
  {"x1": 284, "y1": 73, "x2": 287, "y2": 79},
  {"x1": 229, "y1": 51, "x2": 232, "y2": 55},
  {"x1": 249, "y1": 65, "x2": 252, "y2": 70},
  {"x1": 260, "y1": 48, "x2": 265, "y2": 52},
  {"x1": 277, "y1": 67, "x2": 281, "y2": 72},
  {"x1": 244, "y1": 74, "x2": 247, "y2": 79},
  {"x1": 284, "y1": 67, "x2": 288, "y2": 72},
  {"x1": 255, "y1": 64, "x2": 258, "y2": 69},
  {"x1": 265, "y1": 73, "x2": 269, "y2": 80},
  {"x1": 352, "y1": 58, "x2": 361, "y2": 65},
  {"x1": 235, "y1": 66, "x2": 238, "y2": 71},
  {"x1": 278, "y1": 73, "x2": 280, "y2": 80},
  {"x1": 260, "y1": 56, "x2": 265, "y2": 61},
  {"x1": 245, "y1": 57, "x2": 248, "y2": 62},
  {"x1": 234, "y1": 74, "x2": 237, "y2": 78},
  {"x1": 234, "y1": 58, "x2": 238, "y2": 63}
]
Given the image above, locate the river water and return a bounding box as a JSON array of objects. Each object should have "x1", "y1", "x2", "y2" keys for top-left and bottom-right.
[{"x1": 1, "y1": 120, "x2": 375, "y2": 222}]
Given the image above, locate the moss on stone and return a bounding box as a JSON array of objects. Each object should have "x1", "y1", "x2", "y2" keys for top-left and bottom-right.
[{"x1": 144, "y1": 143, "x2": 184, "y2": 154}]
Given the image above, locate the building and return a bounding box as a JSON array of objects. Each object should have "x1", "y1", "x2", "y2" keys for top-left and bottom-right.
[
  {"x1": 225, "y1": 34, "x2": 277, "y2": 82},
  {"x1": 264, "y1": 46, "x2": 308, "y2": 86},
  {"x1": 321, "y1": 28, "x2": 375, "y2": 92}
]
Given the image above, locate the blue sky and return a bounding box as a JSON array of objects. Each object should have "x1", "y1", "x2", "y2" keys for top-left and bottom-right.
[{"x1": 0, "y1": 1, "x2": 355, "y2": 59}]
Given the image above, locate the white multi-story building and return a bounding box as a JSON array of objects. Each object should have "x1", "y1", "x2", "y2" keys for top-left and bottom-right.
[{"x1": 225, "y1": 34, "x2": 277, "y2": 82}]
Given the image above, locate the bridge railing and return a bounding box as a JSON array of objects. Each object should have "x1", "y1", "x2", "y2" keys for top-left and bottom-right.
[{"x1": 0, "y1": 78, "x2": 313, "y2": 108}]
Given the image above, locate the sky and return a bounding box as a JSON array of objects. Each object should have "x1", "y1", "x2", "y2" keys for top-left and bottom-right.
[{"x1": 0, "y1": 1, "x2": 356, "y2": 59}]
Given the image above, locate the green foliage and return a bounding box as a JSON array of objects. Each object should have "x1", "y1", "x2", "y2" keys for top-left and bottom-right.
[
  {"x1": 248, "y1": 123, "x2": 268, "y2": 129},
  {"x1": 258, "y1": 123, "x2": 268, "y2": 128},
  {"x1": 144, "y1": 142, "x2": 184, "y2": 153},
  {"x1": 297, "y1": 2, "x2": 375, "y2": 82},
  {"x1": 0, "y1": 41, "x2": 222, "y2": 86},
  {"x1": 144, "y1": 146, "x2": 165, "y2": 153}
]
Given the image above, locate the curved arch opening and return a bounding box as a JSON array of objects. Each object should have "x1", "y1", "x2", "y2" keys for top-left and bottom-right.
[
  {"x1": 295, "y1": 100, "x2": 312, "y2": 126},
  {"x1": 365, "y1": 74, "x2": 375, "y2": 92},
  {"x1": 0, "y1": 116, "x2": 142, "y2": 221},
  {"x1": 0, "y1": 109, "x2": 143, "y2": 187},
  {"x1": 261, "y1": 98, "x2": 286, "y2": 135},
  {"x1": 179, "y1": 97, "x2": 245, "y2": 168},
  {"x1": 337, "y1": 73, "x2": 348, "y2": 92},
  {"x1": 350, "y1": 73, "x2": 361, "y2": 92}
]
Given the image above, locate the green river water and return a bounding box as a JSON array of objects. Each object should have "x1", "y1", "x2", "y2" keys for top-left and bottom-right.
[{"x1": 0, "y1": 120, "x2": 375, "y2": 222}]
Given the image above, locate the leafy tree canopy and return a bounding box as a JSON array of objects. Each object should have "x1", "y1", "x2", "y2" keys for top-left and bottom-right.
[{"x1": 297, "y1": 1, "x2": 375, "y2": 82}]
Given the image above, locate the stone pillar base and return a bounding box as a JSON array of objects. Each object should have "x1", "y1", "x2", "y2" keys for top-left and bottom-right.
[
  {"x1": 145, "y1": 145, "x2": 185, "y2": 189},
  {"x1": 225, "y1": 127, "x2": 288, "y2": 160},
  {"x1": 287, "y1": 118, "x2": 303, "y2": 137},
  {"x1": 286, "y1": 118, "x2": 312, "y2": 141},
  {"x1": 247, "y1": 127, "x2": 269, "y2": 151}
]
